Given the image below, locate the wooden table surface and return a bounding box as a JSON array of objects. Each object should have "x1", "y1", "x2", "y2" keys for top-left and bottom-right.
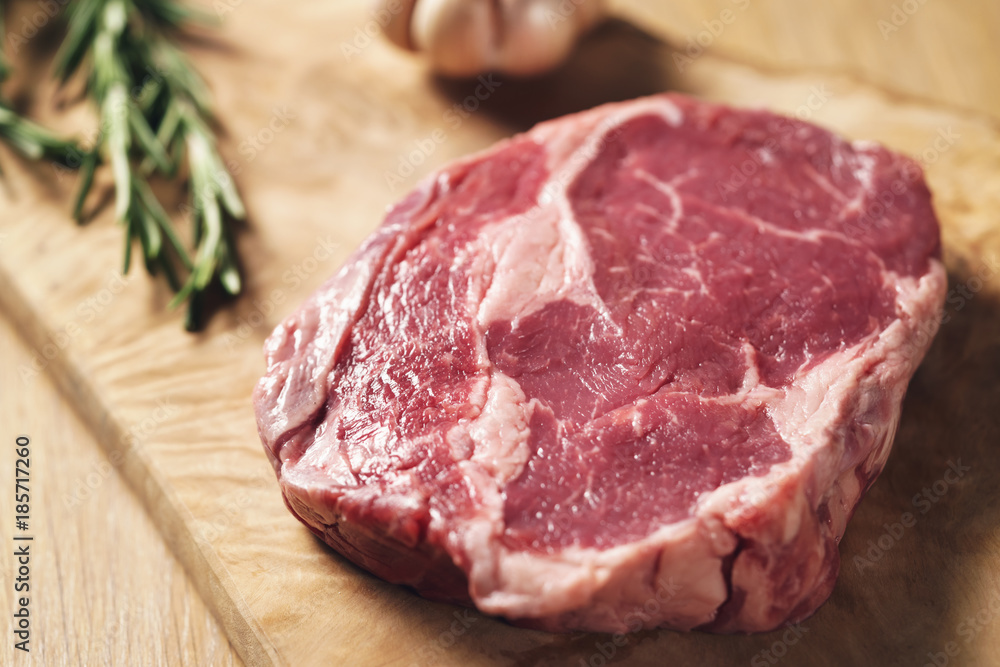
[
  {"x1": 1, "y1": 1, "x2": 997, "y2": 665},
  {"x1": 0, "y1": 315, "x2": 241, "y2": 665}
]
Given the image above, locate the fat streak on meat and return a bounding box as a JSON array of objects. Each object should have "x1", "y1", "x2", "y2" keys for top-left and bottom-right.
[{"x1": 254, "y1": 93, "x2": 946, "y2": 633}]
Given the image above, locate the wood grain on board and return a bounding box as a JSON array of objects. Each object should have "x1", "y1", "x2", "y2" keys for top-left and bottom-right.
[
  {"x1": 1, "y1": 1, "x2": 998, "y2": 665},
  {"x1": 0, "y1": 316, "x2": 242, "y2": 666}
]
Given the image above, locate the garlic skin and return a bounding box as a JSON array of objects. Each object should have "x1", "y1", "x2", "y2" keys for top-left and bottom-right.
[{"x1": 375, "y1": 0, "x2": 605, "y2": 77}]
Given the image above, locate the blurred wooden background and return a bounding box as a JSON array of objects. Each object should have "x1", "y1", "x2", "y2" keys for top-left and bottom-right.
[{"x1": 617, "y1": 0, "x2": 1000, "y2": 122}]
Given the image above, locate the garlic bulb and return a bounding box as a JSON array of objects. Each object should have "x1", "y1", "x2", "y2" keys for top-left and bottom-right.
[{"x1": 374, "y1": 0, "x2": 605, "y2": 77}]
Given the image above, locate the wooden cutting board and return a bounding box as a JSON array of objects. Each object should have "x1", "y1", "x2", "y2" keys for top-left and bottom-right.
[{"x1": 2, "y1": 1, "x2": 999, "y2": 665}]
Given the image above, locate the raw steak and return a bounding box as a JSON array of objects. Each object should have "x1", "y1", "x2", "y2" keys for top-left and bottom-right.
[{"x1": 253, "y1": 93, "x2": 946, "y2": 633}]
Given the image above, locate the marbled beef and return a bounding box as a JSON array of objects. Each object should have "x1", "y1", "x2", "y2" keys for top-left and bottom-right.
[{"x1": 253, "y1": 93, "x2": 946, "y2": 633}]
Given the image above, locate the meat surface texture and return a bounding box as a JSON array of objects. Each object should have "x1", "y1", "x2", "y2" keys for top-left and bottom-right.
[{"x1": 254, "y1": 93, "x2": 946, "y2": 633}]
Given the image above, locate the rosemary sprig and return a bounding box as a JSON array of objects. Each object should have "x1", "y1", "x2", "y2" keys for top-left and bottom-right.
[
  {"x1": 0, "y1": 104, "x2": 80, "y2": 167},
  {"x1": 53, "y1": 0, "x2": 245, "y2": 331},
  {"x1": 0, "y1": 9, "x2": 10, "y2": 81},
  {"x1": 0, "y1": 13, "x2": 80, "y2": 168}
]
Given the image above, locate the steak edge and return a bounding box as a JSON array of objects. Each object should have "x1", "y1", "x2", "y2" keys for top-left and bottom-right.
[{"x1": 253, "y1": 93, "x2": 946, "y2": 633}]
